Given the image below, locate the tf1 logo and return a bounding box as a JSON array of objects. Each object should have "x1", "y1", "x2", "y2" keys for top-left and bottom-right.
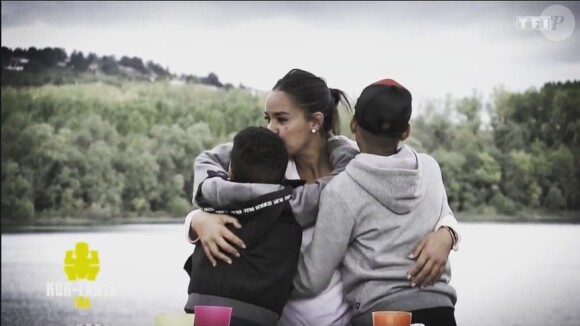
[{"x1": 516, "y1": 16, "x2": 565, "y2": 30}]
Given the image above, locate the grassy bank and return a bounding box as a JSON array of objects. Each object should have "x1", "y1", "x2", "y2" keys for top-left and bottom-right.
[
  {"x1": 3, "y1": 209, "x2": 579, "y2": 234},
  {"x1": 0, "y1": 215, "x2": 185, "y2": 233},
  {"x1": 459, "y1": 209, "x2": 580, "y2": 224}
]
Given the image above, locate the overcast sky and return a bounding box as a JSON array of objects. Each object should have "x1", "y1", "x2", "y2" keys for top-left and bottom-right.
[{"x1": 2, "y1": 1, "x2": 579, "y2": 108}]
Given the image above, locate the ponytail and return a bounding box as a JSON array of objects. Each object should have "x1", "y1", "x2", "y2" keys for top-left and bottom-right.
[{"x1": 328, "y1": 88, "x2": 352, "y2": 135}]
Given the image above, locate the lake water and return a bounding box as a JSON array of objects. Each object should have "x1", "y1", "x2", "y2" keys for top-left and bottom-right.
[{"x1": 2, "y1": 222, "x2": 580, "y2": 326}]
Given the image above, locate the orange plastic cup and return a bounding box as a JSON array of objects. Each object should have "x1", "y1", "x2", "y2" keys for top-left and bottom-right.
[{"x1": 372, "y1": 311, "x2": 412, "y2": 326}]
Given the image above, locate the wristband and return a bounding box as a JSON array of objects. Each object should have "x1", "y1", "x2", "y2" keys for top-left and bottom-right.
[{"x1": 441, "y1": 225, "x2": 458, "y2": 251}]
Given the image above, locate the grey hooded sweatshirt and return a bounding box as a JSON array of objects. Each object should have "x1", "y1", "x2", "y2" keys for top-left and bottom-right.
[{"x1": 293, "y1": 144, "x2": 457, "y2": 326}]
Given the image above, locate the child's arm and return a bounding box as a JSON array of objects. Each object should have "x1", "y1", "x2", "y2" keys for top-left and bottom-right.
[
  {"x1": 290, "y1": 136, "x2": 358, "y2": 228},
  {"x1": 288, "y1": 182, "x2": 327, "y2": 228},
  {"x1": 293, "y1": 187, "x2": 353, "y2": 297}
]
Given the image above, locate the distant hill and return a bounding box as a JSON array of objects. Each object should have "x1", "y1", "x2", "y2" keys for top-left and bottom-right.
[{"x1": 1, "y1": 46, "x2": 240, "y2": 89}]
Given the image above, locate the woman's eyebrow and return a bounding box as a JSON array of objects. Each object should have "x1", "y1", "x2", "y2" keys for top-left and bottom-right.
[
  {"x1": 265, "y1": 111, "x2": 290, "y2": 116},
  {"x1": 273, "y1": 111, "x2": 290, "y2": 116}
]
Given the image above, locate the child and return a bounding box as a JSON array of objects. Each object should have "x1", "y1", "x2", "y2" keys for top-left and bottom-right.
[
  {"x1": 292, "y1": 79, "x2": 458, "y2": 326},
  {"x1": 183, "y1": 126, "x2": 303, "y2": 326}
]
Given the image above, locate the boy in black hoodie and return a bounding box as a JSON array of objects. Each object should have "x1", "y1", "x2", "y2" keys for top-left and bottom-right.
[{"x1": 184, "y1": 126, "x2": 303, "y2": 326}]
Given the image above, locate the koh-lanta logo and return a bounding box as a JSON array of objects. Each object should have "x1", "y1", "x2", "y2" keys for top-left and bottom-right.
[
  {"x1": 516, "y1": 4, "x2": 576, "y2": 41},
  {"x1": 46, "y1": 242, "x2": 117, "y2": 309}
]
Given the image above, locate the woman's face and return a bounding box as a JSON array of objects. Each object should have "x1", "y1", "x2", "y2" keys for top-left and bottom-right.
[{"x1": 264, "y1": 90, "x2": 317, "y2": 158}]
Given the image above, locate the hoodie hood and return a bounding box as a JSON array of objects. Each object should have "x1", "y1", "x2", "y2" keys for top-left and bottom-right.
[{"x1": 345, "y1": 144, "x2": 426, "y2": 214}]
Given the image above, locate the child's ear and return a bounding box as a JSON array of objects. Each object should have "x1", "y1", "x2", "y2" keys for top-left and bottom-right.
[
  {"x1": 401, "y1": 123, "x2": 411, "y2": 141},
  {"x1": 350, "y1": 117, "x2": 357, "y2": 135}
]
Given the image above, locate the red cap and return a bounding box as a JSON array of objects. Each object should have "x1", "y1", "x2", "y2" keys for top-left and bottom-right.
[{"x1": 373, "y1": 78, "x2": 406, "y2": 89}]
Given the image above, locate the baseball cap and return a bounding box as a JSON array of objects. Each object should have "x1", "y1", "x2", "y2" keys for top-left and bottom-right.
[{"x1": 354, "y1": 79, "x2": 412, "y2": 137}]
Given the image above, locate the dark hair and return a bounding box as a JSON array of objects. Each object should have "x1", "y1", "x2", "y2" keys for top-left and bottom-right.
[
  {"x1": 272, "y1": 69, "x2": 352, "y2": 135},
  {"x1": 354, "y1": 81, "x2": 412, "y2": 139},
  {"x1": 230, "y1": 126, "x2": 288, "y2": 184}
]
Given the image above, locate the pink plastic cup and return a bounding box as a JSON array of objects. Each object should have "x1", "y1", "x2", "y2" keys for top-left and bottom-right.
[{"x1": 194, "y1": 305, "x2": 233, "y2": 326}]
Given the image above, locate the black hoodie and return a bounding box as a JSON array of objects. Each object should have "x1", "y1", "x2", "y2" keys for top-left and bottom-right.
[{"x1": 184, "y1": 171, "x2": 303, "y2": 317}]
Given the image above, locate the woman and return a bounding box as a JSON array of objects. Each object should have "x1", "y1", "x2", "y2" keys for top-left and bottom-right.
[{"x1": 184, "y1": 69, "x2": 459, "y2": 325}]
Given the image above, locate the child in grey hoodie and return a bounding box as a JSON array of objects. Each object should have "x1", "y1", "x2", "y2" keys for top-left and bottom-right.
[{"x1": 292, "y1": 79, "x2": 458, "y2": 326}]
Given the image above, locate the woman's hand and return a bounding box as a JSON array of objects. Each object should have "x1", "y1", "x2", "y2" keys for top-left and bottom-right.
[
  {"x1": 190, "y1": 211, "x2": 246, "y2": 267},
  {"x1": 407, "y1": 228, "x2": 453, "y2": 289}
]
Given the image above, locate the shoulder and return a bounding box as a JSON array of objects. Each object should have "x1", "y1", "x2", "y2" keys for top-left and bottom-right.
[
  {"x1": 327, "y1": 134, "x2": 358, "y2": 151},
  {"x1": 327, "y1": 134, "x2": 356, "y2": 145},
  {"x1": 195, "y1": 142, "x2": 233, "y2": 162},
  {"x1": 326, "y1": 135, "x2": 359, "y2": 168},
  {"x1": 413, "y1": 149, "x2": 444, "y2": 179},
  {"x1": 418, "y1": 153, "x2": 439, "y2": 167},
  {"x1": 406, "y1": 144, "x2": 440, "y2": 169},
  {"x1": 212, "y1": 142, "x2": 234, "y2": 153},
  {"x1": 323, "y1": 170, "x2": 355, "y2": 199}
]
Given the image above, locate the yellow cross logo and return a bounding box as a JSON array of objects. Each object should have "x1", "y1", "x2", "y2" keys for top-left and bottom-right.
[{"x1": 64, "y1": 242, "x2": 100, "y2": 281}]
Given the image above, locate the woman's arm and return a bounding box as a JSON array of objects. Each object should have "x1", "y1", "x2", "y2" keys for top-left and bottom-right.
[
  {"x1": 192, "y1": 143, "x2": 233, "y2": 196},
  {"x1": 185, "y1": 209, "x2": 245, "y2": 267},
  {"x1": 406, "y1": 227, "x2": 454, "y2": 289},
  {"x1": 184, "y1": 210, "x2": 199, "y2": 244},
  {"x1": 185, "y1": 143, "x2": 245, "y2": 266}
]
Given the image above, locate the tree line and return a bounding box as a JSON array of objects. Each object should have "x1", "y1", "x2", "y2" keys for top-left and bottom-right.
[
  {"x1": 1, "y1": 82, "x2": 264, "y2": 223},
  {"x1": 1, "y1": 46, "x2": 231, "y2": 89},
  {"x1": 411, "y1": 81, "x2": 579, "y2": 218},
  {"x1": 1, "y1": 72, "x2": 578, "y2": 223}
]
